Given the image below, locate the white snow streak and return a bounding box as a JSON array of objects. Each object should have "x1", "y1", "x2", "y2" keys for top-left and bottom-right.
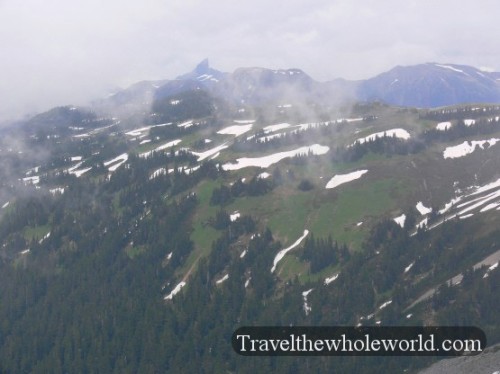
[
  {"x1": 324, "y1": 273, "x2": 339, "y2": 285},
  {"x1": 271, "y1": 230, "x2": 309, "y2": 273},
  {"x1": 216, "y1": 274, "x2": 229, "y2": 284},
  {"x1": 164, "y1": 281, "x2": 186, "y2": 300}
]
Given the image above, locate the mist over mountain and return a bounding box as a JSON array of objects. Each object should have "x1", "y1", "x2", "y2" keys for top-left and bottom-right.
[{"x1": 94, "y1": 60, "x2": 500, "y2": 119}]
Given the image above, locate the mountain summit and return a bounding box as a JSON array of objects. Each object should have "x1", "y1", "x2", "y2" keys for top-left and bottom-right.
[{"x1": 357, "y1": 63, "x2": 500, "y2": 107}]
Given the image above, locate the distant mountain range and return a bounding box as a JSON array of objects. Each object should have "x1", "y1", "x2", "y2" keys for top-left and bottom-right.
[{"x1": 102, "y1": 59, "x2": 500, "y2": 112}]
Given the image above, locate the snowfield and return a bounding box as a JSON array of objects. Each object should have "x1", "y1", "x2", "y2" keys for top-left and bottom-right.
[
  {"x1": 325, "y1": 170, "x2": 368, "y2": 189},
  {"x1": 223, "y1": 144, "x2": 329, "y2": 171}
]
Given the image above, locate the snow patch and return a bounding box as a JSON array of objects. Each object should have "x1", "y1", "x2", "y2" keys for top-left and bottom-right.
[
  {"x1": 139, "y1": 139, "x2": 182, "y2": 158},
  {"x1": 394, "y1": 214, "x2": 406, "y2": 228},
  {"x1": 50, "y1": 187, "x2": 65, "y2": 195},
  {"x1": 191, "y1": 143, "x2": 228, "y2": 162},
  {"x1": 38, "y1": 232, "x2": 51, "y2": 244},
  {"x1": 263, "y1": 123, "x2": 292, "y2": 133},
  {"x1": 324, "y1": 273, "x2": 339, "y2": 285},
  {"x1": 104, "y1": 153, "x2": 128, "y2": 172},
  {"x1": 325, "y1": 170, "x2": 368, "y2": 190},
  {"x1": 379, "y1": 300, "x2": 392, "y2": 310},
  {"x1": 223, "y1": 145, "x2": 329, "y2": 171},
  {"x1": 271, "y1": 230, "x2": 309, "y2": 273},
  {"x1": 443, "y1": 138, "x2": 500, "y2": 159},
  {"x1": 240, "y1": 250, "x2": 247, "y2": 259},
  {"x1": 164, "y1": 281, "x2": 186, "y2": 300},
  {"x1": 354, "y1": 128, "x2": 410, "y2": 145},
  {"x1": 230, "y1": 211, "x2": 240, "y2": 222},
  {"x1": 302, "y1": 288, "x2": 313, "y2": 315},
  {"x1": 2, "y1": 202, "x2": 10, "y2": 209},
  {"x1": 416, "y1": 202, "x2": 432, "y2": 215},
  {"x1": 436, "y1": 122, "x2": 452, "y2": 131},
  {"x1": 435, "y1": 64, "x2": 468, "y2": 75},
  {"x1": 404, "y1": 262, "x2": 414, "y2": 273},
  {"x1": 216, "y1": 274, "x2": 229, "y2": 284},
  {"x1": 217, "y1": 124, "x2": 253, "y2": 136}
]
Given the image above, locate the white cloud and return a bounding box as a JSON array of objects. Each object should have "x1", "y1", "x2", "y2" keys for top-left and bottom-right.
[{"x1": 1, "y1": 0, "x2": 500, "y2": 121}]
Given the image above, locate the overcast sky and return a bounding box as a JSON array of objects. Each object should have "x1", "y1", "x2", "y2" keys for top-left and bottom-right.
[{"x1": 1, "y1": 0, "x2": 500, "y2": 122}]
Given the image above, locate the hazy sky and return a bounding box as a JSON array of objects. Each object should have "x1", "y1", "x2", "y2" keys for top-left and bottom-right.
[{"x1": 1, "y1": 0, "x2": 499, "y2": 122}]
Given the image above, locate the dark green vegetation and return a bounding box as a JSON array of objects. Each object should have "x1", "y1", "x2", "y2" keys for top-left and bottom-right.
[{"x1": 0, "y1": 96, "x2": 499, "y2": 372}]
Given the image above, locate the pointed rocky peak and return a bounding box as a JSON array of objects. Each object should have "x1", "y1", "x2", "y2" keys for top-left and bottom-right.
[
  {"x1": 194, "y1": 58, "x2": 210, "y2": 75},
  {"x1": 176, "y1": 59, "x2": 226, "y2": 82}
]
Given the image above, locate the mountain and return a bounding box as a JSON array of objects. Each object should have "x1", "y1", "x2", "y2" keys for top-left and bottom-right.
[
  {"x1": 357, "y1": 63, "x2": 500, "y2": 107},
  {"x1": 1, "y1": 60, "x2": 500, "y2": 372},
  {"x1": 102, "y1": 60, "x2": 500, "y2": 115}
]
